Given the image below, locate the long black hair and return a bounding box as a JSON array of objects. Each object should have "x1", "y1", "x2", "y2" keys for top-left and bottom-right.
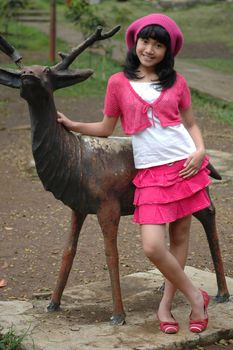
[{"x1": 123, "y1": 24, "x2": 176, "y2": 89}]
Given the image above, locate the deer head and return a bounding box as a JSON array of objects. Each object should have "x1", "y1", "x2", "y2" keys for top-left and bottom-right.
[{"x1": 0, "y1": 25, "x2": 120, "y2": 102}]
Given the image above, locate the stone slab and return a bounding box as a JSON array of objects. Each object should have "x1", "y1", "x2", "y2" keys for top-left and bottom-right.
[{"x1": 0, "y1": 266, "x2": 233, "y2": 350}]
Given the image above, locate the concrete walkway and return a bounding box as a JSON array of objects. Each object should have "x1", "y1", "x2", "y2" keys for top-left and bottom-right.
[{"x1": 0, "y1": 266, "x2": 233, "y2": 350}]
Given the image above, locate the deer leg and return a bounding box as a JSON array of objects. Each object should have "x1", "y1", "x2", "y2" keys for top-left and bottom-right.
[
  {"x1": 97, "y1": 199, "x2": 125, "y2": 325},
  {"x1": 193, "y1": 189, "x2": 229, "y2": 302},
  {"x1": 47, "y1": 210, "x2": 86, "y2": 312}
]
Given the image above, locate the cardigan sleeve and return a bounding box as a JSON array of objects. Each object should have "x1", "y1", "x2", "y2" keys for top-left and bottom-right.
[
  {"x1": 104, "y1": 74, "x2": 121, "y2": 118},
  {"x1": 178, "y1": 75, "x2": 192, "y2": 111}
]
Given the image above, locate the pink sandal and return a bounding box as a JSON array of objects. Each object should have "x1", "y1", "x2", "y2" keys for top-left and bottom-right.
[
  {"x1": 156, "y1": 313, "x2": 179, "y2": 334},
  {"x1": 189, "y1": 290, "x2": 210, "y2": 333}
]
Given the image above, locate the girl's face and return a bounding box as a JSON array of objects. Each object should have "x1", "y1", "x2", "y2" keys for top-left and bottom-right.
[{"x1": 136, "y1": 37, "x2": 167, "y2": 70}]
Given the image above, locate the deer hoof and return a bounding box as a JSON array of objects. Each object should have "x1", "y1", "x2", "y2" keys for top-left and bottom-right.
[
  {"x1": 214, "y1": 293, "x2": 230, "y2": 303},
  {"x1": 110, "y1": 314, "x2": 126, "y2": 325},
  {"x1": 47, "y1": 301, "x2": 60, "y2": 312}
]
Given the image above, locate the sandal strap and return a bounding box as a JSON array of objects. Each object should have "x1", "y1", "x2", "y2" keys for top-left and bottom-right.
[
  {"x1": 201, "y1": 290, "x2": 210, "y2": 309},
  {"x1": 189, "y1": 318, "x2": 208, "y2": 332},
  {"x1": 160, "y1": 321, "x2": 179, "y2": 334}
]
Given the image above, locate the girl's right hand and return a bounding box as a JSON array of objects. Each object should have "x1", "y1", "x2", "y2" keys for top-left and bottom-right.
[
  {"x1": 179, "y1": 149, "x2": 206, "y2": 179},
  {"x1": 57, "y1": 111, "x2": 77, "y2": 130}
]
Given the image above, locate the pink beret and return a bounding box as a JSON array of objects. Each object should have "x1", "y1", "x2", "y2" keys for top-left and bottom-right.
[{"x1": 125, "y1": 13, "x2": 183, "y2": 56}]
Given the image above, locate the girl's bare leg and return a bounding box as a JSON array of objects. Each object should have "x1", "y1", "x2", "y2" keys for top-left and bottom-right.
[
  {"x1": 141, "y1": 221, "x2": 205, "y2": 321},
  {"x1": 157, "y1": 215, "x2": 191, "y2": 322}
]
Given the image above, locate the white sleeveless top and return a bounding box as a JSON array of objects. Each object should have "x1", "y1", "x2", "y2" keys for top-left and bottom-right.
[{"x1": 130, "y1": 81, "x2": 196, "y2": 169}]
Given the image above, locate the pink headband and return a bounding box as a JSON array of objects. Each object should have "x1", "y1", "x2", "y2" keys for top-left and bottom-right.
[{"x1": 125, "y1": 13, "x2": 183, "y2": 56}]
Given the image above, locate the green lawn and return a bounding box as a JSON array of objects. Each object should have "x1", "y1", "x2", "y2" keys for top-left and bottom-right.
[
  {"x1": 168, "y1": 3, "x2": 233, "y2": 51},
  {"x1": 1, "y1": 1, "x2": 233, "y2": 71},
  {"x1": 192, "y1": 89, "x2": 233, "y2": 126},
  {"x1": 0, "y1": 0, "x2": 232, "y2": 125}
]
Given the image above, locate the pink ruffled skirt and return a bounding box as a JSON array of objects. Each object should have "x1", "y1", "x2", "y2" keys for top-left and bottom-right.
[{"x1": 133, "y1": 157, "x2": 211, "y2": 225}]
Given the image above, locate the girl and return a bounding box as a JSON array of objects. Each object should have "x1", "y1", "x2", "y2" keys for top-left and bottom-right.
[{"x1": 57, "y1": 13, "x2": 210, "y2": 334}]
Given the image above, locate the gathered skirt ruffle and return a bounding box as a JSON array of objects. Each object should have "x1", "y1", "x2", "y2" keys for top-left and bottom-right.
[{"x1": 133, "y1": 156, "x2": 211, "y2": 224}]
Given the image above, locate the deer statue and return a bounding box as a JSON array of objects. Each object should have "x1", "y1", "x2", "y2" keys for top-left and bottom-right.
[{"x1": 0, "y1": 26, "x2": 229, "y2": 325}]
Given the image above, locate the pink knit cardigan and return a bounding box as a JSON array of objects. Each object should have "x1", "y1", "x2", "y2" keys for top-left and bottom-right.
[{"x1": 104, "y1": 72, "x2": 191, "y2": 135}]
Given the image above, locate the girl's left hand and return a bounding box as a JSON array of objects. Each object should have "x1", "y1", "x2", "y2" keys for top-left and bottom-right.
[{"x1": 179, "y1": 149, "x2": 206, "y2": 178}]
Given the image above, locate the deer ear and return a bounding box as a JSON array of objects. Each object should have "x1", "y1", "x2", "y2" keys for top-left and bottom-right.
[
  {"x1": 0, "y1": 68, "x2": 21, "y2": 88},
  {"x1": 52, "y1": 69, "x2": 94, "y2": 90}
]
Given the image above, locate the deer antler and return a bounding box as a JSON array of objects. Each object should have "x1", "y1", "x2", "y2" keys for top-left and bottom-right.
[
  {"x1": 53, "y1": 25, "x2": 121, "y2": 71},
  {"x1": 0, "y1": 35, "x2": 23, "y2": 68}
]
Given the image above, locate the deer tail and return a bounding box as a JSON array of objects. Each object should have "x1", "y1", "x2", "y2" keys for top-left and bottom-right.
[{"x1": 207, "y1": 162, "x2": 222, "y2": 180}]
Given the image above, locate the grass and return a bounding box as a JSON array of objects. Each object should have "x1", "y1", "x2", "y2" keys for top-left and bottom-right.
[
  {"x1": 2, "y1": 1, "x2": 233, "y2": 50},
  {"x1": 0, "y1": 1, "x2": 232, "y2": 127},
  {"x1": 91, "y1": 0, "x2": 155, "y2": 31},
  {"x1": 166, "y1": 2, "x2": 233, "y2": 73},
  {"x1": 0, "y1": 22, "x2": 66, "y2": 54},
  {"x1": 192, "y1": 89, "x2": 233, "y2": 126},
  {"x1": 0, "y1": 325, "x2": 34, "y2": 350},
  {"x1": 91, "y1": 2, "x2": 233, "y2": 45},
  {"x1": 93, "y1": 1, "x2": 233, "y2": 74},
  {"x1": 167, "y1": 2, "x2": 233, "y2": 50},
  {"x1": 1, "y1": 1, "x2": 233, "y2": 70}
]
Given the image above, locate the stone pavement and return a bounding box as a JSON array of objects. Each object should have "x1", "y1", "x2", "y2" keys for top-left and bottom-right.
[{"x1": 0, "y1": 266, "x2": 233, "y2": 350}]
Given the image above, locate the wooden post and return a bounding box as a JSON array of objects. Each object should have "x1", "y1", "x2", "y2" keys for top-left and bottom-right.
[{"x1": 50, "y1": 0, "x2": 56, "y2": 63}]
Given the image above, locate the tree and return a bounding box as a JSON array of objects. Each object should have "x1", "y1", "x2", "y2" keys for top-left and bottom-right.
[
  {"x1": 0, "y1": 0, "x2": 30, "y2": 35},
  {"x1": 66, "y1": 0, "x2": 118, "y2": 76},
  {"x1": 66, "y1": 0, "x2": 105, "y2": 38}
]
